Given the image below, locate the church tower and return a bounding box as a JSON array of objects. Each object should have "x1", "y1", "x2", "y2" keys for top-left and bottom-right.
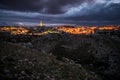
[{"x1": 40, "y1": 21, "x2": 43, "y2": 27}]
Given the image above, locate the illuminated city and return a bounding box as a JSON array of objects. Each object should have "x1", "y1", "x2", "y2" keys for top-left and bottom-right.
[{"x1": 0, "y1": 25, "x2": 119, "y2": 35}]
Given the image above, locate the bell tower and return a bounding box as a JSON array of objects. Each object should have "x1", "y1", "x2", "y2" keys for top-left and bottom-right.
[{"x1": 40, "y1": 21, "x2": 43, "y2": 27}]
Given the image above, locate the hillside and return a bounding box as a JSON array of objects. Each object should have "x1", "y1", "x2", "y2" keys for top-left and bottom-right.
[
  {"x1": 0, "y1": 42, "x2": 101, "y2": 80},
  {"x1": 32, "y1": 33, "x2": 120, "y2": 80}
]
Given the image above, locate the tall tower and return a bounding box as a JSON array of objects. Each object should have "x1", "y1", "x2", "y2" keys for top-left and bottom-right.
[{"x1": 40, "y1": 21, "x2": 43, "y2": 27}]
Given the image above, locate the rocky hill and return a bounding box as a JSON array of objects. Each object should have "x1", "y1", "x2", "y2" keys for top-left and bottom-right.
[
  {"x1": 0, "y1": 42, "x2": 101, "y2": 80},
  {"x1": 32, "y1": 33, "x2": 120, "y2": 80}
]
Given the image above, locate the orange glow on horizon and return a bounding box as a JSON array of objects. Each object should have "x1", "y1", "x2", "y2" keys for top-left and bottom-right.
[
  {"x1": 56, "y1": 26, "x2": 95, "y2": 35},
  {"x1": 98, "y1": 26, "x2": 119, "y2": 30},
  {"x1": 0, "y1": 25, "x2": 119, "y2": 35},
  {"x1": 56, "y1": 26, "x2": 119, "y2": 35},
  {"x1": 0, "y1": 26, "x2": 29, "y2": 35}
]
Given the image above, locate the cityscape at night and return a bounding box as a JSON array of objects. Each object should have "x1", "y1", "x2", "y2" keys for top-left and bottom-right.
[{"x1": 0, "y1": 0, "x2": 120, "y2": 80}]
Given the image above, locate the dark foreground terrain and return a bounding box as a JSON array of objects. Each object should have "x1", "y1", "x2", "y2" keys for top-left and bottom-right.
[
  {"x1": 0, "y1": 26, "x2": 120, "y2": 80},
  {"x1": 0, "y1": 42, "x2": 101, "y2": 80}
]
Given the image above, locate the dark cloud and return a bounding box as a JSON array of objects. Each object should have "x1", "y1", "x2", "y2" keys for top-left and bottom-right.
[
  {"x1": 0, "y1": 0, "x2": 120, "y2": 25},
  {"x1": 0, "y1": 0, "x2": 94, "y2": 14},
  {"x1": 65, "y1": 3, "x2": 120, "y2": 21}
]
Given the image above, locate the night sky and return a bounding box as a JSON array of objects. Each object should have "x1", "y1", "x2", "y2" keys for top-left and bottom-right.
[{"x1": 0, "y1": 0, "x2": 120, "y2": 26}]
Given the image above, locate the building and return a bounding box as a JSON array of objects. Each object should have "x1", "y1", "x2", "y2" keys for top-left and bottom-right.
[{"x1": 40, "y1": 21, "x2": 43, "y2": 27}]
